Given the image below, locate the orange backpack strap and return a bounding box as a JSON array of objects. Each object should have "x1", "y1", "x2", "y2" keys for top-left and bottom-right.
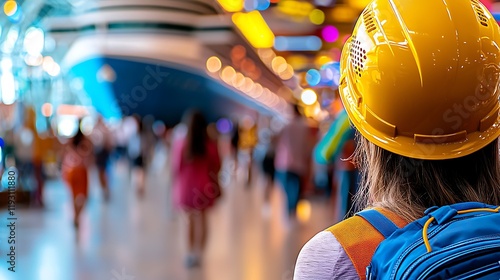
[{"x1": 325, "y1": 208, "x2": 408, "y2": 280}]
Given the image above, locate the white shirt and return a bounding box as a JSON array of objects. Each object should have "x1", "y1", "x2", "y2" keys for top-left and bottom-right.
[{"x1": 294, "y1": 231, "x2": 358, "y2": 279}]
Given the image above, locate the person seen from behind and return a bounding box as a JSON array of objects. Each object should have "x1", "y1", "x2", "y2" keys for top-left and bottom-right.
[
  {"x1": 61, "y1": 126, "x2": 93, "y2": 231},
  {"x1": 274, "y1": 104, "x2": 311, "y2": 221},
  {"x1": 90, "y1": 115, "x2": 114, "y2": 201},
  {"x1": 127, "y1": 115, "x2": 151, "y2": 197},
  {"x1": 171, "y1": 110, "x2": 222, "y2": 268},
  {"x1": 294, "y1": 0, "x2": 500, "y2": 278}
]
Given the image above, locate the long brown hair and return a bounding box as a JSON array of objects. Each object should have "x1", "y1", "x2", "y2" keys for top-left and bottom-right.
[
  {"x1": 353, "y1": 134, "x2": 500, "y2": 221},
  {"x1": 183, "y1": 111, "x2": 208, "y2": 160}
]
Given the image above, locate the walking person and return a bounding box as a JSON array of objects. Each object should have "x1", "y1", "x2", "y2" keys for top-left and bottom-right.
[
  {"x1": 127, "y1": 115, "x2": 152, "y2": 197},
  {"x1": 260, "y1": 129, "x2": 277, "y2": 217},
  {"x1": 274, "y1": 104, "x2": 311, "y2": 221},
  {"x1": 171, "y1": 111, "x2": 222, "y2": 268},
  {"x1": 61, "y1": 126, "x2": 93, "y2": 231},
  {"x1": 294, "y1": 0, "x2": 500, "y2": 278},
  {"x1": 90, "y1": 115, "x2": 114, "y2": 201}
]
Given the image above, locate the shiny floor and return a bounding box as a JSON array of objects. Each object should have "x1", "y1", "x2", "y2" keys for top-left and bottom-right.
[{"x1": 0, "y1": 146, "x2": 338, "y2": 280}]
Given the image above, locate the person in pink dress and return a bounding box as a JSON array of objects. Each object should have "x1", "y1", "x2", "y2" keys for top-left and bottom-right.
[{"x1": 171, "y1": 111, "x2": 221, "y2": 268}]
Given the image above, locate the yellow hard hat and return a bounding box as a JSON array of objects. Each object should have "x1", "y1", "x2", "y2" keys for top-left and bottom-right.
[{"x1": 339, "y1": 0, "x2": 500, "y2": 160}]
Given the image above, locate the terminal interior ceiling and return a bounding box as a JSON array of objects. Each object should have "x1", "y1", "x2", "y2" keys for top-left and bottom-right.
[
  {"x1": 2, "y1": 0, "x2": 500, "y2": 127},
  {"x1": 0, "y1": 0, "x2": 378, "y2": 128}
]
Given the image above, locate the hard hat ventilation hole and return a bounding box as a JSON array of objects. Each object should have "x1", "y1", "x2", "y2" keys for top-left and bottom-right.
[
  {"x1": 349, "y1": 38, "x2": 367, "y2": 78},
  {"x1": 362, "y1": 9, "x2": 377, "y2": 33},
  {"x1": 471, "y1": 0, "x2": 488, "y2": 27}
]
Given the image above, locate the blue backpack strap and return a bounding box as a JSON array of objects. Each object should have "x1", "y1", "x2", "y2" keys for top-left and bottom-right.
[{"x1": 356, "y1": 209, "x2": 399, "y2": 238}]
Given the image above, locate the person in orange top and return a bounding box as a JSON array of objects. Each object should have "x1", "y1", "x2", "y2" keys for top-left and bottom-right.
[{"x1": 61, "y1": 127, "x2": 93, "y2": 230}]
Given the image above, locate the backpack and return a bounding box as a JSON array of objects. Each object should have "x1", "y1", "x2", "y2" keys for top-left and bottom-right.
[{"x1": 355, "y1": 202, "x2": 500, "y2": 279}]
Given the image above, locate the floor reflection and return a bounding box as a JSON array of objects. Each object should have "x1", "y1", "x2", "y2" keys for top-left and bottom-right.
[{"x1": 2, "y1": 150, "x2": 337, "y2": 280}]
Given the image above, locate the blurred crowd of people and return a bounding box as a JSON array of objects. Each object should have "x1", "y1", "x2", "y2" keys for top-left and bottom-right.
[{"x1": 0, "y1": 99, "x2": 361, "y2": 267}]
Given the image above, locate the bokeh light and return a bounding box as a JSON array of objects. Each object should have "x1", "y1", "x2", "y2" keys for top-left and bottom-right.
[
  {"x1": 342, "y1": 34, "x2": 351, "y2": 43},
  {"x1": 217, "y1": 0, "x2": 244, "y2": 12},
  {"x1": 253, "y1": 83, "x2": 264, "y2": 98},
  {"x1": 47, "y1": 62, "x2": 60, "y2": 77},
  {"x1": 42, "y1": 56, "x2": 54, "y2": 72},
  {"x1": 152, "y1": 120, "x2": 166, "y2": 137},
  {"x1": 315, "y1": 0, "x2": 335, "y2": 5},
  {"x1": 242, "y1": 77, "x2": 255, "y2": 93},
  {"x1": 314, "y1": 55, "x2": 332, "y2": 67},
  {"x1": 241, "y1": 58, "x2": 256, "y2": 73},
  {"x1": 309, "y1": 9, "x2": 325, "y2": 25},
  {"x1": 305, "y1": 69, "x2": 321, "y2": 86},
  {"x1": 348, "y1": 0, "x2": 372, "y2": 10},
  {"x1": 232, "y1": 11, "x2": 275, "y2": 48},
  {"x1": 220, "y1": 66, "x2": 236, "y2": 84},
  {"x1": 5, "y1": 1, "x2": 22, "y2": 23},
  {"x1": 301, "y1": 89, "x2": 317, "y2": 105},
  {"x1": 24, "y1": 27, "x2": 44, "y2": 55},
  {"x1": 58, "y1": 116, "x2": 79, "y2": 137},
  {"x1": 1, "y1": 73, "x2": 15, "y2": 105},
  {"x1": 245, "y1": 0, "x2": 271, "y2": 11},
  {"x1": 322, "y1": 25, "x2": 339, "y2": 43},
  {"x1": 271, "y1": 56, "x2": 287, "y2": 74},
  {"x1": 206, "y1": 56, "x2": 222, "y2": 73},
  {"x1": 280, "y1": 64, "x2": 295, "y2": 80},
  {"x1": 233, "y1": 72, "x2": 245, "y2": 88},
  {"x1": 41, "y1": 103, "x2": 53, "y2": 117},
  {"x1": 3, "y1": 1, "x2": 17, "y2": 16},
  {"x1": 274, "y1": 36, "x2": 322, "y2": 52},
  {"x1": 297, "y1": 200, "x2": 312, "y2": 223},
  {"x1": 231, "y1": 45, "x2": 246, "y2": 62},
  {"x1": 321, "y1": 61, "x2": 341, "y2": 86},
  {"x1": 216, "y1": 118, "x2": 233, "y2": 134}
]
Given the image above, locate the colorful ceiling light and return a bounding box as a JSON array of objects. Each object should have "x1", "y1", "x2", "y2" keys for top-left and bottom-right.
[
  {"x1": 314, "y1": 55, "x2": 332, "y2": 67},
  {"x1": 306, "y1": 69, "x2": 321, "y2": 86},
  {"x1": 245, "y1": 0, "x2": 271, "y2": 11},
  {"x1": 41, "y1": 103, "x2": 53, "y2": 117},
  {"x1": 207, "y1": 56, "x2": 222, "y2": 73},
  {"x1": 279, "y1": 64, "x2": 295, "y2": 80},
  {"x1": 217, "y1": 0, "x2": 244, "y2": 12},
  {"x1": 220, "y1": 66, "x2": 236, "y2": 84},
  {"x1": 231, "y1": 45, "x2": 246, "y2": 61},
  {"x1": 3, "y1": 1, "x2": 17, "y2": 16},
  {"x1": 331, "y1": 5, "x2": 358, "y2": 23},
  {"x1": 216, "y1": 118, "x2": 233, "y2": 134},
  {"x1": 309, "y1": 9, "x2": 325, "y2": 25},
  {"x1": 274, "y1": 36, "x2": 322, "y2": 51},
  {"x1": 287, "y1": 55, "x2": 308, "y2": 70},
  {"x1": 315, "y1": 0, "x2": 335, "y2": 6},
  {"x1": 271, "y1": 56, "x2": 287, "y2": 74},
  {"x1": 301, "y1": 89, "x2": 317, "y2": 105},
  {"x1": 277, "y1": 0, "x2": 314, "y2": 18},
  {"x1": 348, "y1": 0, "x2": 372, "y2": 10},
  {"x1": 24, "y1": 27, "x2": 44, "y2": 55},
  {"x1": 4, "y1": 0, "x2": 22, "y2": 23},
  {"x1": 320, "y1": 62, "x2": 341, "y2": 86},
  {"x1": 322, "y1": 25, "x2": 339, "y2": 43},
  {"x1": 232, "y1": 11, "x2": 275, "y2": 48}
]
